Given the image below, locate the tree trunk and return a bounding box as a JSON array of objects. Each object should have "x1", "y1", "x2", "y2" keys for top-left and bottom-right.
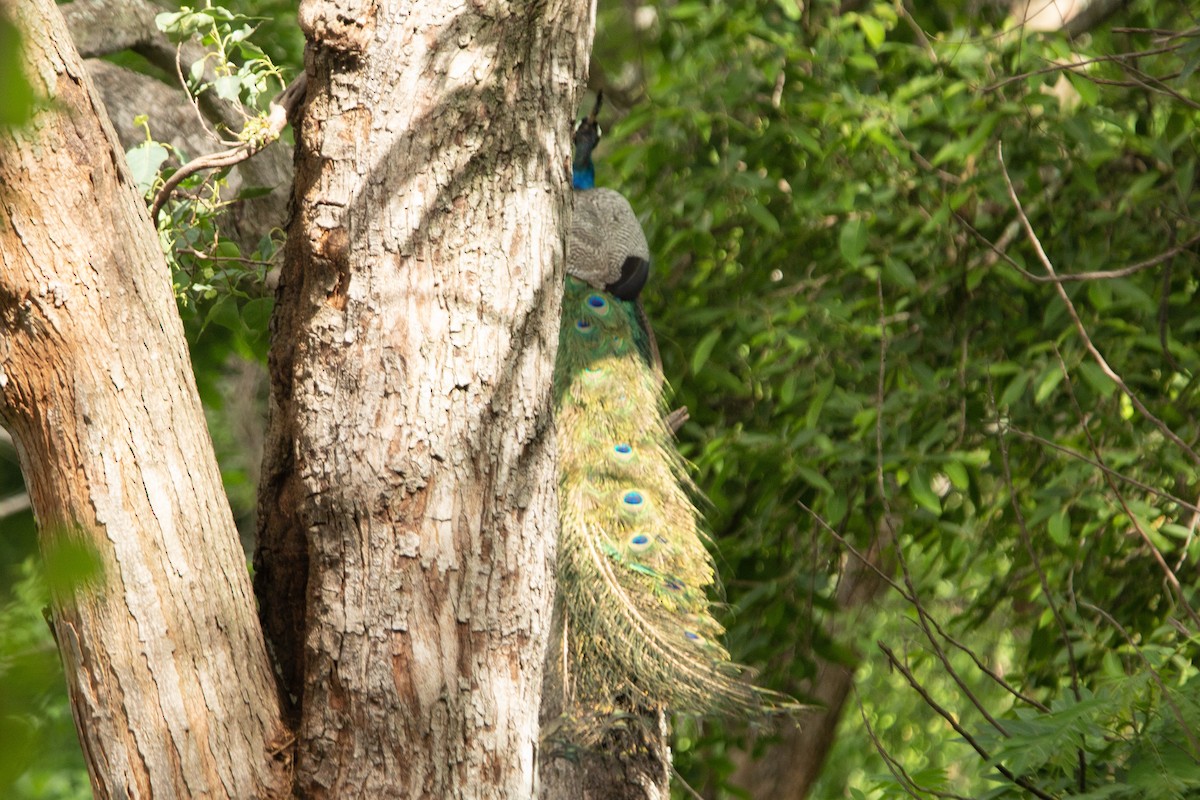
[
  {"x1": 254, "y1": 0, "x2": 594, "y2": 796},
  {"x1": 0, "y1": 2, "x2": 290, "y2": 798}
]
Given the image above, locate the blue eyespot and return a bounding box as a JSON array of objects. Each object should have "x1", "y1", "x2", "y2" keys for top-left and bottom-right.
[
  {"x1": 574, "y1": 318, "x2": 594, "y2": 334},
  {"x1": 611, "y1": 443, "x2": 634, "y2": 462},
  {"x1": 665, "y1": 578, "x2": 685, "y2": 592},
  {"x1": 628, "y1": 533, "x2": 652, "y2": 553},
  {"x1": 684, "y1": 630, "x2": 704, "y2": 644},
  {"x1": 622, "y1": 491, "x2": 644, "y2": 507},
  {"x1": 584, "y1": 294, "x2": 610, "y2": 316}
]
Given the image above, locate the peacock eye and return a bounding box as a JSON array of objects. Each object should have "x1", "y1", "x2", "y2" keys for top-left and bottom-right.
[
  {"x1": 584, "y1": 293, "x2": 610, "y2": 316},
  {"x1": 574, "y1": 318, "x2": 594, "y2": 334},
  {"x1": 684, "y1": 630, "x2": 704, "y2": 644},
  {"x1": 611, "y1": 443, "x2": 635, "y2": 462},
  {"x1": 628, "y1": 533, "x2": 652, "y2": 553}
]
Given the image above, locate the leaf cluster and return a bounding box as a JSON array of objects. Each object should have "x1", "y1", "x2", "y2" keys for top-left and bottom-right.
[{"x1": 594, "y1": 0, "x2": 1200, "y2": 796}]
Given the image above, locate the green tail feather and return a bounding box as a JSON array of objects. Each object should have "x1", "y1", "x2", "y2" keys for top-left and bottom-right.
[{"x1": 553, "y1": 276, "x2": 783, "y2": 725}]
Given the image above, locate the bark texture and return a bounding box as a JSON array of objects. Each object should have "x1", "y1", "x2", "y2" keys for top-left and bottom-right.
[
  {"x1": 0, "y1": 2, "x2": 290, "y2": 799},
  {"x1": 254, "y1": 0, "x2": 594, "y2": 796}
]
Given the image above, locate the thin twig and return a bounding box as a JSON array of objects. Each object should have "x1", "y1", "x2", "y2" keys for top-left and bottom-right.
[
  {"x1": 1158, "y1": 228, "x2": 1182, "y2": 374},
  {"x1": 877, "y1": 642, "x2": 1057, "y2": 800},
  {"x1": 1121, "y1": 61, "x2": 1200, "y2": 111},
  {"x1": 1002, "y1": 230, "x2": 1200, "y2": 284},
  {"x1": 1112, "y1": 25, "x2": 1200, "y2": 42},
  {"x1": 150, "y1": 74, "x2": 307, "y2": 227},
  {"x1": 997, "y1": 142, "x2": 1200, "y2": 468},
  {"x1": 984, "y1": 43, "x2": 1185, "y2": 92},
  {"x1": 856, "y1": 690, "x2": 928, "y2": 800},
  {"x1": 664, "y1": 407, "x2": 689, "y2": 434},
  {"x1": 898, "y1": 0, "x2": 937, "y2": 64},
  {"x1": 875, "y1": 278, "x2": 1014, "y2": 738},
  {"x1": 808, "y1": 501, "x2": 1052, "y2": 713},
  {"x1": 670, "y1": 767, "x2": 706, "y2": 800},
  {"x1": 988, "y1": 364, "x2": 1089, "y2": 789},
  {"x1": 1052, "y1": 347, "x2": 1200, "y2": 631},
  {"x1": 991, "y1": 382, "x2": 1084, "y2": 706},
  {"x1": 174, "y1": 43, "x2": 226, "y2": 145},
  {"x1": 1005, "y1": 428, "x2": 1200, "y2": 515},
  {"x1": 1082, "y1": 600, "x2": 1200, "y2": 759}
]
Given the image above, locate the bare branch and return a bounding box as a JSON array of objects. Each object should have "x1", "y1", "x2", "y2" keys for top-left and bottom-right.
[
  {"x1": 983, "y1": 42, "x2": 1185, "y2": 93},
  {"x1": 1062, "y1": 0, "x2": 1132, "y2": 38},
  {"x1": 61, "y1": 0, "x2": 159, "y2": 57},
  {"x1": 856, "y1": 692, "x2": 926, "y2": 800},
  {"x1": 1082, "y1": 600, "x2": 1200, "y2": 758},
  {"x1": 877, "y1": 642, "x2": 1057, "y2": 800},
  {"x1": 997, "y1": 141, "x2": 1200, "y2": 468},
  {"x1": 1005, "y1": 428, "x2": 1200, "y2": 515},
  {"x1": 150, "y1": 75, "x2": 306, "y2": 226},
  {"x1": 1003, "y1": 231, "x2": 1200, "y2": 284},
  {"x1": 1052, "y1": 347, "x2": 1200, "y2": 630},
  {"x1": 875, "y1": 278, "x2": 1018, "y2": 738},
  {"x1": 0, "y1": 493, "x2": 31, "y2": 519}
]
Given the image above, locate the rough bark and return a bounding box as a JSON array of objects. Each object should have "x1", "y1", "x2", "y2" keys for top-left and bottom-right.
[
  {"x1": 0, "y1": 2, "x2": 290, "y2": 799},
  {"x1": 254, "y1": 0, "x2": 594, "y2": 796}
]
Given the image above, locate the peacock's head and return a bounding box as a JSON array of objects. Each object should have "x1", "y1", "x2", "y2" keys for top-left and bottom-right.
[
  {"x1": 568, "y1": 187, "x2": 650, "y2": 301},
  {"x1": 572, "y1": 92, "x2": 603, "y2": 188}
]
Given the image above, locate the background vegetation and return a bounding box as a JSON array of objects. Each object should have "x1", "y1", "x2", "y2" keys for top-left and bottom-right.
[{"x1": 3, "y1": 1, "x2": 1199, "y2": 797}]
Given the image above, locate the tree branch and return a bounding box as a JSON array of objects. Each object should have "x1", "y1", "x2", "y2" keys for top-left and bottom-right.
[{"x1": 997, "y1": 141, "x2": 1200, "y2": 468}]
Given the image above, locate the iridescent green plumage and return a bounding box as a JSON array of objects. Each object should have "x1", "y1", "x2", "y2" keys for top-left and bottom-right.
[
  {"x1": 553, "y1": 273, "x2": 765, "y2": 724},
  {"x1": 550, "y1": 98, "x2": 792, "y2": 734}
]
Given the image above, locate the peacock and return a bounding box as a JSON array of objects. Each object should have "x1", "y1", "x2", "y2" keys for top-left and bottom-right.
[{"x1": 551, "y1": 93, "x2": 779, "y2": 735}]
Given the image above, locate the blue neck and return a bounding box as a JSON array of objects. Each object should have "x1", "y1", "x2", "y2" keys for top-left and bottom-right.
[{"x1": 573, "y1": 164, "x2": 595, "y2": 190}]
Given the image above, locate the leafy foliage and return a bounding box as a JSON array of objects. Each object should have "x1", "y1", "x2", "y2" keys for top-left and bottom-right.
[
  {"x1": 0, "y1": 561, "x2": 93, "y2": 800},
  {"x1": 594, "y1": 0, "x2": 1200, "y2": 796},
  {"x1": 5, "y1": 0, "x2": 1200, "y2": 796}
]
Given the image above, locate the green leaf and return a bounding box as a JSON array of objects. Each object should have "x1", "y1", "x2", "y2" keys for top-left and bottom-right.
[
  {"x1": 839, "y1": 218, "x2": 868, "y2": 266},
  {"x1": 1033, "y1": 367, "x2": 1063, "y2": 404},
  {"x1": 236, "y1": 185, "x2": 277, "y2": 200},
  {"x1": 1066, "y1": 72, "x2": 1100, "y2": 107},
  {"x1": 776, "y1": 0, "x2": 802, "y2": 21},
  {"x1": 213, "y1": 75, "x2": 243, "y2": 102},
  {"x1": 745, "y1": 199, "x2": 781, "y2": 234},
  {"x1": 796, "y1": 465, "x2": 834, "y2": 494},
  {"x1": 1047, "y1": 509, "x2": 1070, "y2": 547},
  {"x1": 1077, "y1": 362, "x2": 1116, "y2": 397},
  {"x1": 944, "y1": 461, "x2": 970, "y2": 491},
  {"x1": 691, "y1": 328, "x2": 722, "y2": 375},
  {"x1": 857, "y1": 14, "x2": 886, "y2": 49},
  {"x1": 240, "y1": 297, "x2": 274, "y2": 334},
  {"x1": 908, "y1": 469, "x2": 942, "y2": 515},
  {"x1": 125, "y1": 141, "x2": 170, "y2": 195},
  {"x1": 882, "y1": 257, "x2": 916, "y2": 288}
]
